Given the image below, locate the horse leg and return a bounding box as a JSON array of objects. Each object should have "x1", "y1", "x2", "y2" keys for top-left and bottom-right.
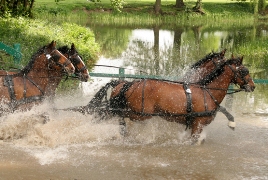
[
  {"x1": 119, "y1": 117, "x2": 127, "y2": 136},
  {"x1": 190, "y1": 119, "x2": 206, "y2": 145},
  {"x1": 190, "y1": 116, "x2": 214, "y2": 145}
]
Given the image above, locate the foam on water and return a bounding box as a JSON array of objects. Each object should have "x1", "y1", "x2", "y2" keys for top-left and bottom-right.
[
  {"x1": 0, "y1": 88, "x2": 193, "y2": 165},
  {"x1": 0, "y1": 77, "x2": 265, "y2": 167}
]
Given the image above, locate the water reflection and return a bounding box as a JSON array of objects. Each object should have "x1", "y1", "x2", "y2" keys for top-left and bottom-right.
[{"x1": 90, "y1": 24, "x2": 268, "y2": 79}]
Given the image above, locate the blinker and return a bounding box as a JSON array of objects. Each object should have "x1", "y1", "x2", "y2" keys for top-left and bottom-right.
[{"x1": 239, "y1": 68, "x2": 249, "y2": 77}]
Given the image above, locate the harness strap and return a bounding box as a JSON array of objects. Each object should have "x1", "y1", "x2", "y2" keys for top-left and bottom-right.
[
  {"x1": 183, "y1": 83, "x2": 193, "y2": 130},
  {"x1": 24, "y1": 75, "x2": 45, "y2": 95},
  {"x1": 111, "y1": 108, "x2": 218, "y2": 118},
  {"x1": 4, "y1": 75, "x2": 17, "y2": 110},
  {"x1": 202, "y1": 87, "x2": 208, "y2": 111},
  {"x1": 204, "y1": 87, "x2": 220, "y2": 106},
  {"x1": 3, "y1": 74, "x2": 45, "y2": 111},
  {"x1": 141, "y1": 79, "x2": 147, "y2": 113}
]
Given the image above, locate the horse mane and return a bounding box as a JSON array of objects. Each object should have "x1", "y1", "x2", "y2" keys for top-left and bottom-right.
[
  {"x1": 57, "y1": 45, "x2": 70, "y2": 54},
  {"x1": 110, "y1": 81, "x2": 135, "y2": 109},
  {"x1": 190, "y1": 51, "x2": 224, "y2": 69},
  {"x1": 20, "y1": 46, "x2": 46, "y2": 75},
  {"x1": 197, "y1": 57, "x2": 240, "y2": 85},
  {"x1": 58, "y1": 45, "x2": 80, "y2": 56}
]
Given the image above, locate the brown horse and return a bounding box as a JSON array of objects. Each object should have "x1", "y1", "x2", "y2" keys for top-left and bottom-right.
[
  {"x1": 67, "y1": 50, "x2": 231, "y2": 120},
  {"x1": 58, "y1": 43, "x2": 90, "y2": 82},
  {"x1": 43, "y1": 43, "x2": 90, "y2": 98},
  {"x1": 0, "y1": 41, "x2": 75, "y2": 114},
  {"x1": 109, "y1": 56, "x2": 255, "y2": 144}
]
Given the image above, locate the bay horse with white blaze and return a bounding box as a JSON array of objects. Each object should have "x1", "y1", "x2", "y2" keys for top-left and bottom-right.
[
  {"x1": 44, "y1": 43, "x2": 90, "y2": 98},
  {"x1": 0, "y1": 41, "x2": 75, "y2": 114},
  {"x1": 65, "y1": 49, "x2": 234, "y2": 127},
  {"x1": 58, "y1": 43, "x2": 89, "y2": 82},
  {"x1": 109, "y1": 56, "x2": 255, "y2": 144}
]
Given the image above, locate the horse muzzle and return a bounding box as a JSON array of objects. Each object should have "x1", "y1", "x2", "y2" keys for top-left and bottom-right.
[
  {"x1": 81, "y1": 74, "x2": 90, "y2": 82},
  {"x1": 242, "y1": 84, "x2": 255, "y2": 92}
]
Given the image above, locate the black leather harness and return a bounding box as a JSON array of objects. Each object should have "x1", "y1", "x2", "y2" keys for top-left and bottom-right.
[
  {"x1": 3, "y1": 73, "x2": 45, "y2": 111},
  {"x1": 112, "y1": 80, "x2": 221, "y2": 130}
]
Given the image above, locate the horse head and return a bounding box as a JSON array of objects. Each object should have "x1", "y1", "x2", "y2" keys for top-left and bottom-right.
[
  {"x1": 69, "y1": 43, "x2": 90, "y2": 82},
  {"x1": 58, "y1": 43, "x2": 90, "y2": 82},
  {"x1": 45, "y1": 41, "x2": 75, "y2": 75},
  {"x1": 227, "y1": 56, "x2": 255, "y2": 92}
]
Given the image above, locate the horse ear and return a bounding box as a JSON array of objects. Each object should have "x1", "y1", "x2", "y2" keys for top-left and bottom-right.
[
  {"x1": 240, "y1": 56, "x2": 244, "y2": 63},
  {"x1": 231, "y1": 53, "x2": 234, "y2": 59},
  {"x1": 71, "y1": 43, "x2": 76, "y2": 50},
  {"x1": 220, "y1": 48, "x2": 227, "y2": 57},
  {"x1": 49, "y1": 40, "x2": 56, "y2": 48}
]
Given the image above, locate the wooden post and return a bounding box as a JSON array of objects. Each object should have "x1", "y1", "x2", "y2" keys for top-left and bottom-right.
[
  {"x1": 13, "y1": 43, "x2": 21, "y2": 66},
  {"x1": 119, "y1": 68, "x2": 125, "y2": 80}
]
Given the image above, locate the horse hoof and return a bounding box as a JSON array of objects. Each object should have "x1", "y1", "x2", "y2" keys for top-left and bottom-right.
[
  {"x1": 228, "y1": 121, "x2": 236, "y2": 131},
  {"x1": 191, "y1": 138, "x2": 205, "y2": 145}
]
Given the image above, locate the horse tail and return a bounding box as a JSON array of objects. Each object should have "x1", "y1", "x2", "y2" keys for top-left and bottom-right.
[
  {"x1": 87, "y1": 80, "x2": 123, "y2": 109},
  {"x1": 109, "y1": 81, "x2": 133, "y2": 110}
]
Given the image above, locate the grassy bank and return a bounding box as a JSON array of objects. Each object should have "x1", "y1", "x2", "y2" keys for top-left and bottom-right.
[
  {"x1": 0, "y1": 17, "x2": 100, "y2": 69},
  {"x1": 34, "y1": 0, "x2": 257, "y2": 26}
]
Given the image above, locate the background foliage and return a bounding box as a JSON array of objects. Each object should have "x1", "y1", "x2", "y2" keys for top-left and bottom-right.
[{"x1": 0, "y1": 17, "x2": 100, "y2": 69}]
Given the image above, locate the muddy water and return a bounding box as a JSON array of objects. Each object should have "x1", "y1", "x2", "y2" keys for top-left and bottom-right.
[{"x1": 0, "y1": 79, "x2": 268, "y2": 180}]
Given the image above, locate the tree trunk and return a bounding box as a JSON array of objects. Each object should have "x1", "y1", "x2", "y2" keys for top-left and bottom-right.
[
  {"x1": 253, "y1": 0, "x2": 258, "y2": 16},
  {"x1": 193, "y1": 0, "x2": 205, "y2": 15},
  {"x1": 154, "y1": 0, "x2": 161, "y2": 14},
  {"x1": 153, "y1": 26, "x2": 160, "y2": 74},
  {"x1": 175, "y1": 0, "x2": 184, "y2": 8},
  {"x1": 12, "y1": 0, "x2": 19, "y2": 15}
]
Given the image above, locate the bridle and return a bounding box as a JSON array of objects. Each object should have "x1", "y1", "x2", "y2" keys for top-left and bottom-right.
[
  {"x1": 228, "y1": 64, "x2": 252, "y2": 89},
  {"x1": 44, "y1": 47, "x2": 72, "y2": 74},
  {"x1": 67, "y1": 51, "x2": 88, "y2": 75}
]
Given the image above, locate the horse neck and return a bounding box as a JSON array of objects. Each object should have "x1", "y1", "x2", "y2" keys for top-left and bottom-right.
[
  {"x1": 44, "y1": 70, "x2": 64, "y2": 97},
  {"x1": 203, "y1": 65, "x2": 234, "y2": 104},
  {"x1": 25, "y1": 54, "x2": 64, "y2": 97},
  {"x1": 185, "y1": 57, "x2": 221, "y2": 83},
  {"x1": 24, "y1": 55, "x2": 51, "y2": 91}
]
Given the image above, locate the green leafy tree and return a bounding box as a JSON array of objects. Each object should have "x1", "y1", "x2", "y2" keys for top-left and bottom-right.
[
  {"x1": 0, "y1": 0, "x2": 35, "y2": 17},
  {"x1": 110, "y1": 0, "x2": 125, "y2": 12}
]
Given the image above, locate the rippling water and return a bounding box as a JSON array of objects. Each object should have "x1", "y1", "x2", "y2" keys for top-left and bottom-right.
[{"x1": 0, "y1": 77, "x2": 267, "y2": 180}]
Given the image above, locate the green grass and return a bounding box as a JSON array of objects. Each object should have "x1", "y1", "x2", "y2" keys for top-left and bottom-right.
[
  {"x1": 0, "y1": 17, "x2": 100, "y2": 69},
  {"x1": 33, "y1": 0, "x2": 256, "y2": 27}
]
